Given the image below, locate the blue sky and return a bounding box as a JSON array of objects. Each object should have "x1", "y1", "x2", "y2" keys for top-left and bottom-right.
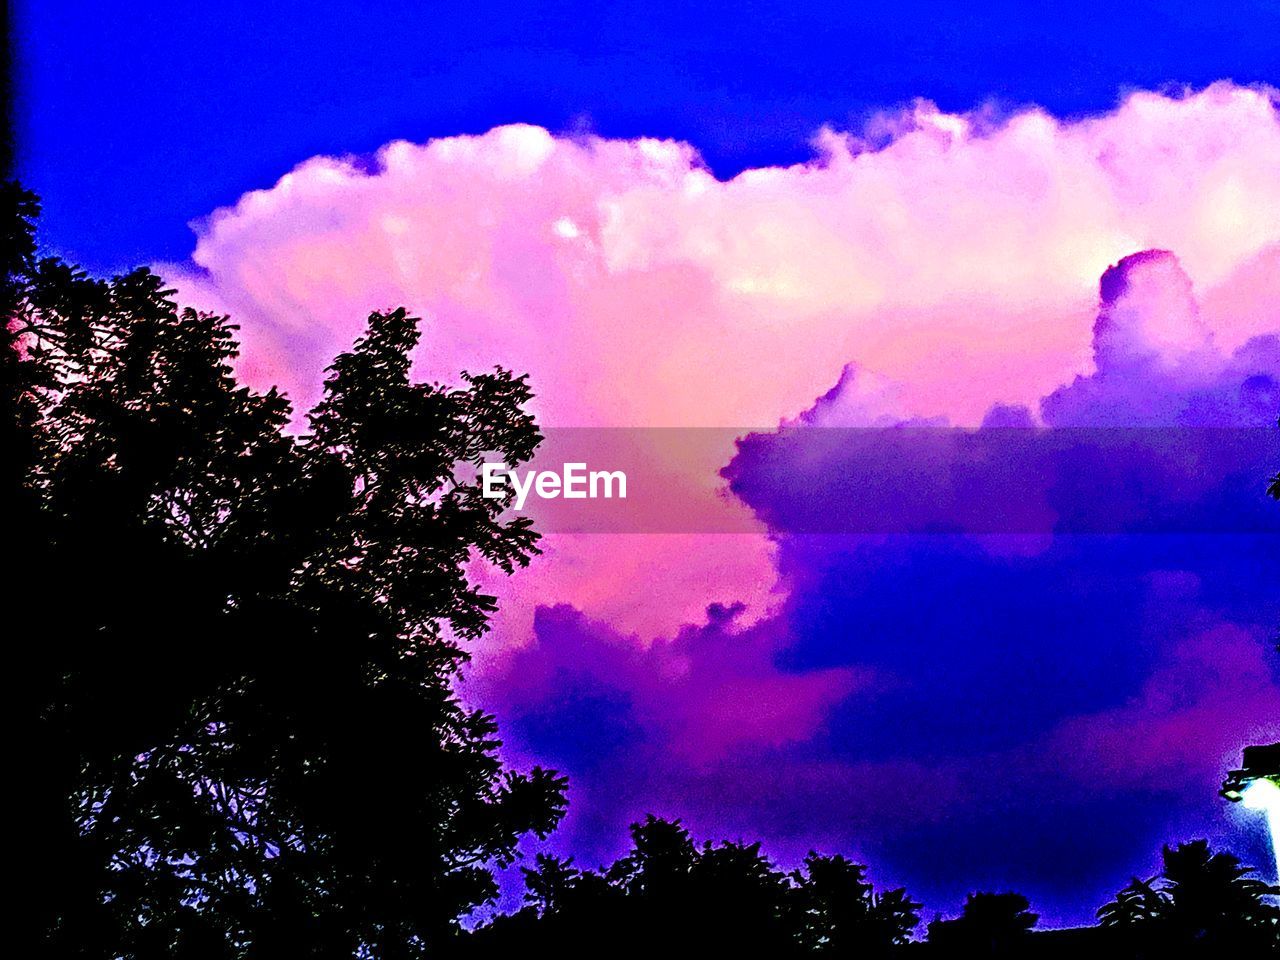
[{"x1": 16, "y1": 0, "x2": 1280, "y2": 271}]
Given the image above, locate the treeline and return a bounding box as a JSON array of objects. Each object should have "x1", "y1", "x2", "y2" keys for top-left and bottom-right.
[
  {"x1": 462, "y1": 820, "x2": 1279, "y2": 958},
  {"x1": 469, "y1": 816, "x2": 917, "y2": 957}
]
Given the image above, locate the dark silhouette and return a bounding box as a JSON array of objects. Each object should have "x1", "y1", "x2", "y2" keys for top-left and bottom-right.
[
  {"x1": 925, "y1": 892, "x2": 1038, "y2": 955},
  {"x1": 1097, "y1": 840, "x2": 1279, "y2": 955},
  {"x1": 466, "y1": 816, "x2": 919, "y2": 958},
  {"x1": 790, "y1": 852, "x2": 921, "y2": 955},
  {"x1": 8, "y1": 184, "x2": 566, "y2": 957},
  {"x1": 1098, "y1": 877, "x2": 1166, "y2": 929}
]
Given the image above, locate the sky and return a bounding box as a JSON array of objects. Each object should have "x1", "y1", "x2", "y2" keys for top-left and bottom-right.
[
  {"x1": 16, "y1": 0, "x2": 1280, "y2": 272},
  {"x1": 15, "y1": 0, "x2": 1280, "y2": 929}
]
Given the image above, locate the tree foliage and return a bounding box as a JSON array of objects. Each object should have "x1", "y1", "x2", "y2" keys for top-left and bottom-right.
[
  {"x1": 7, "y1": 184, "x2": 566, "y2": 958},
  {"x1": 925, "y1": 891, "x2": 1038, "y2": 954},
  {"x1": 467, "y1": 815, "x2": 920, "y2": 958},
  {"x1": 1097, "y1": 840, "x2": 1279, "y2": 954}
]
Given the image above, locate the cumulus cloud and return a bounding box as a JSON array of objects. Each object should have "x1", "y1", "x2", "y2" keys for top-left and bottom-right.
[
  {"x1": 726, "y1": 250, "x2": 1280, "y2": 536},
  {"x1": 163, "y1": 83, "x2": 1280, "y2": 919},
  {"x1": 478, "y1": 250, "x2": 1278, "y2": 918},
  {"x1": 481, "y1": 234, "x2": 1278, "y2": 922},
  {"x1": 173, "y1": 83, "x2": 1280, "y2": 426},
  {"x1": 472, "y1": 601, "x2": 869, "y2": 768},
  {"x1": 167, "y1": 81, "x2": 1280, "y2": 641}
]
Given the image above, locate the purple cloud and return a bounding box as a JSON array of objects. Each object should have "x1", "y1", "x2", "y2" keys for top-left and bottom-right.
[{"x1": 472, "y1": 248, "x2": 1279, "y2": 924}]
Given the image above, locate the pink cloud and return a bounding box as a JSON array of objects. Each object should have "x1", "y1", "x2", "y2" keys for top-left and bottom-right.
[
  {"x1": 151, "y1": 87, "x2": 1280, "y2": 912},
  {"x1": 171, "y1": 84, "x2": 1280, "y2": 428},
  {"x1": 163, "y1": 83, "x2": 1280, "y2": 645}
]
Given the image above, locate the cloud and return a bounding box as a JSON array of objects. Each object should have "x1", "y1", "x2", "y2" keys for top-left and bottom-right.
[
  {"x1": 472, "y1": 601, "x2": 869, "y2": 767},
  {"x1": 725, "y1": 250, "x2": 1280, "y2": 537},
  {"x1": 172, "y1": 84, "x2": 1280, "y2": 427},
  {"x1": 469, "y1": 226, "x2": 1278, "y2": 921},
  {"x1": 165, "y1": 83, "x2": 1280, "y2": 641},
  {"x1": 163, "y1": 82, "x2": 1280, "y2": 919}
]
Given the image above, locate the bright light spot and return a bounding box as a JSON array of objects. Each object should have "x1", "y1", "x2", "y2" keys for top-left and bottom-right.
[
  {"x1": 1241, "y1": 779, "x2": 1280, "y2": 879},
  {"x1": 552, "y1": 217, "x2": 581, "y2": 239},
  {"x1": 1242, "y1": 778, "x2": 1280, "y2": 812}
]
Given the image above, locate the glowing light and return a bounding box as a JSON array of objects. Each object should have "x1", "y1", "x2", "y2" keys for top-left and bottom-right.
[
  {"x1": 552, "y1": 217, "x2": 580, "y2": 239},
  {"x1": 1240, "y1": 778, "x2": 1280, "y2": 877},
  {"x1": 1241, "y1": 778, "x2": 1280, "y2": 811}
]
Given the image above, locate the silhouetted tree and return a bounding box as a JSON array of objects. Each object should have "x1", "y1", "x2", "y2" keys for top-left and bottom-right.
[
  {"x1": 1097, "y1": 876, "x2": 1166, "y2": 929},
  {"x1": 689, "y1": 839, "x2": 795, "y2": 954},
  {"x1": 465, "y1": 818, "x2": 918, "y2": 958},
  {"x1": 1161, "y1": 841, "x2": 1279, "y2": 952},
  {"x1": 1097, "y1": 840, "x2": 1279, "y2": 955},
  {"x1": 602, "y1": 816, "x2": 705, "y2": 952},
  {"x1": 8, "y1": 185, "x2": 567, "y2": 958},
  {"x1": 927, "y1": 892, "x2": 1037, "y2": 955},
  {"x1": 607, "y1": 815, "x2": 699, "y2": 901},
  {"x1": 521, "y1": 853, "x2": 583, "y2": 916},
  {"x1": 790, "y1": 852, "x2": 920, "y2": 956}
]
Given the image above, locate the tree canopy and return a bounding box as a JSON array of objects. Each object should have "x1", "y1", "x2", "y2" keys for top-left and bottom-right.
[
  {"x1": 1097, "y1": 840, "x2": 1279, "y2": 955},
  {"x1": 467, "y1": 815, "x2": 920, "y2": 958},
  {"x1": 7, "y1": 183, "x2": 565, "y2": 957}
]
